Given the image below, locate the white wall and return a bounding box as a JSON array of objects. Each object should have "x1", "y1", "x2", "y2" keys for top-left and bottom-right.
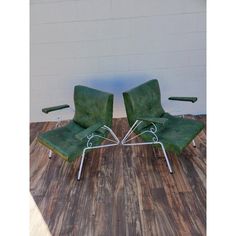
[{"x1": 30, "y1": 0, "x2": 206, "y2": 122}]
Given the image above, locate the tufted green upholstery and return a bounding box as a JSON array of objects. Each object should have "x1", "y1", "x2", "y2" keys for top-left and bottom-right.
[
  {"x1": 123, "y1": 79, "x2": 204, "y2": 155},
  {"x1": 123, "y1": 80, "x2": 165, "y2": 126},
  {"x1": 38, "y1": 85, "x2": 113, "y2": 162},
  {"x1": 73, "y1": 85, "x2": 113, "y2": 128}
]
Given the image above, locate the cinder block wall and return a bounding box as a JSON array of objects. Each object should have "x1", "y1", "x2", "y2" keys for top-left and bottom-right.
[{"x1": 30, "y1": 0, "x2": 206, "y2": 122}]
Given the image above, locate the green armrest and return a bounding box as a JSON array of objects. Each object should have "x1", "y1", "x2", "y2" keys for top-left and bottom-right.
[
  {"x1": 75, "y1": 122, "x2": 105, "y2": 141},
  {"x1": 137, "y1": 117, "x2": 168, "y2": 125},
  {"x1": 168, "y1": 97, "x2": 197, "y2": 103},
  {"x1": 42, "y1": 104, "x2": 70, "y2": 114}
]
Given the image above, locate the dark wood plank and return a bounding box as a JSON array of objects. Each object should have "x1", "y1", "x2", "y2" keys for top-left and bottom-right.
[
  {"x1": 30, "y1": 115, "x2": 206, "y2": 236},
  {"x1": 30, "y1": 122, "x2": 45, "y2": 144}
]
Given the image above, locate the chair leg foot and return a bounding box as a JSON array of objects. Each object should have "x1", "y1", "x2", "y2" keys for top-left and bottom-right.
[
  {"x1": 192, "y1": 139, "x2": 196, "y2": 148},
  {"x1": 77, "y1": 151, "x2": 86, "y2": 180},
  {"x1": 48, "y1": 150, "x2": 52, "y2": 159}
]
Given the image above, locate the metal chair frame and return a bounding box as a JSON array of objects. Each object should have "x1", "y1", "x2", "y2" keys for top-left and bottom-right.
[{"x1": 121, "y1": 120, "x2": 173, "y2": 174}]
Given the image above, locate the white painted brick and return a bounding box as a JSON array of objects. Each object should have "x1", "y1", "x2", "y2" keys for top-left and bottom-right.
[
  {"x1": 110, "y1": 0, "x2": 134, "y2": 19},
  {"x1": 128, "y1": 50, "x2": 205, "y2": 71},
  {"x1": 77, "y1": 40, "x2": 112, "y2": 57},
  {"x1": 127, "y1": 0, "x2": 185, "y2": 17},
  {"x1": 130, "y1": 13, "x2": 206, "y2": 37},
  {"x1": 31, "y1": 42, "x2": 78, "y2": 58},
  {"x1": 112, "y1": 0, "x2": 205, "y2": 18},
  {"x1": 30, "y1": 1, "x2": 77, "y2": 25},
  {"x1": 182, "y1": 0, "x2": 206, "y2": 13},
  {"x1": 31, "y1": 23, "x2": 75, "y2": 43},
  {"x1": 74, "y1": 57, "x2": 100, "y2": 74},
  {"x1": 108, "y1": 20, "x2": 132, "y2": 39},
  {"x1": 75, "y1": 0, "x2": 111, "y2": 21},
  {"x1": 130, "y1": 32, "x2": 205, "y2": 54},
  {"x1": 110, "y1": 38, "x2": 132, "y2": 55},
  {"x1": 31, "y1": 56, "x2": 77, "y2": 75},
  {"x1": 97, "y1": 56, "x2": 129, "y2": 74}
]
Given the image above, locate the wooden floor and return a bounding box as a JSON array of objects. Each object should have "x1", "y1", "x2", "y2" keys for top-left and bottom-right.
[{"x1": 30, "y1": 116, "x2": 206, "y2": 236}]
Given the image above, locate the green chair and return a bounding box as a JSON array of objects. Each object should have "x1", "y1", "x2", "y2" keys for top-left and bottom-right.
[
  {"x1": 121, "y1": 79, "x2": 204, "y2": 173},
  {"x1": 38, "y1": 85, "x2": 119, "y2": 180}
]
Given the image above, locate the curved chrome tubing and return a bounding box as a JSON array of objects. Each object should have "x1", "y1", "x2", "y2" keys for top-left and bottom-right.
[
  {"x1": 77, "y1": 125, "x2": 120, "y2": 180},
  {"x1": 121, "y1": 120, "x2": 173, "y2": 174}
]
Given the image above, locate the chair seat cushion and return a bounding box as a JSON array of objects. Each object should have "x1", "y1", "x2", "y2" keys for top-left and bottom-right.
[
  {"x1": 38, "y1": 121, "x2": 104, "y2": 162},
  {"x1": 138, "y1": 113, "x2": 204, "y2": 155}
]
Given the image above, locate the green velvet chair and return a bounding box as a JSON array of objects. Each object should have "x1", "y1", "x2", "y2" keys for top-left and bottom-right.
[
  {"x1": 38, "y1": 85, "x2": 119, "y2": 180},
  {"x1": 121, "y1": 79, "x2": 204, "y2": 173}
]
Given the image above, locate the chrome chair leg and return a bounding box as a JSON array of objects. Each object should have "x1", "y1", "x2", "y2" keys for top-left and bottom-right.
[
  {"x1": 48, "y1": 120, "x2": 61, "y2": 159},
  {"x1": 77, "y1": 151, "x2": 86, "y2": 180},
  {"x1": 159, "y1": 142, "x2": 173, "y2": 174}
]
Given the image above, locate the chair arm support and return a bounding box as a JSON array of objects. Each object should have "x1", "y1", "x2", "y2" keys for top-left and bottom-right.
[
  {"x1": 42, "y1": 104, "x2": 70, "y2": 114},
  {"x1": 137, "y1": 117, "x2": 168, "y2": 125},
  {"x1": 168, "y1": 97, "x2": 197, "y2": 103},
  {"x1": 75, "y1": 122, "x2": 105, "y2": 141}
]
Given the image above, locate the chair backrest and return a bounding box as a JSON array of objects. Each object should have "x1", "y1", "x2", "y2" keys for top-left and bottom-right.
[
  {"x1": 73, "y1": 85, "x2": 113, "y2": 128},
  {"x1": 123, "y1": 79, "x2": 165, "y2": 126}
]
